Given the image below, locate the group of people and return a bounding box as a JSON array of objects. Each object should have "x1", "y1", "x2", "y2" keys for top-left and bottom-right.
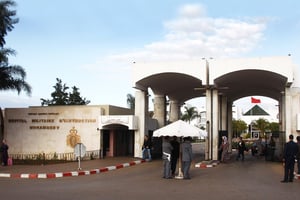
[
  {"x1": 162, "y1": 136, "x2": 193, "y2": 180},
  {"x1": 281, "y1": 134, "x2": 300, "y2": 183},
  {"x1": 143, "y1": 133, "x2": 300, "y2": 182},
  {"x1": 142, "y1": 135, "x2": 193, "y2": 179}
]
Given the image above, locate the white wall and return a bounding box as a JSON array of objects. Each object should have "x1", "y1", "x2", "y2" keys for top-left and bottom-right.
[{"x1": 4, "y1": 106, "x2": 101, "y2": 155}]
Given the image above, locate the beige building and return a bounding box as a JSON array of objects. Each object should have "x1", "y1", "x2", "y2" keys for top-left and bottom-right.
[{"x1": 1, "y1": 105, "x2": 145, "y2": 160}]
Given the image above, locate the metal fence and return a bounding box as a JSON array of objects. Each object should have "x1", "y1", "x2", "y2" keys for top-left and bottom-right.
[{"x1": 9, "y1": 150, "x2": 100, "y2": 162}]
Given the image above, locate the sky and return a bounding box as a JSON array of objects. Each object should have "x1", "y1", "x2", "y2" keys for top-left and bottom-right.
[{"x1": 1, "y1": 0, "x2": 300, "y2": 118}]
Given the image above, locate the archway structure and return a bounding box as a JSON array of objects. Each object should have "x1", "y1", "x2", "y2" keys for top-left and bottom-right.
[{"x1": 132, "y1": 56, "x2": 299, "y2": 160}]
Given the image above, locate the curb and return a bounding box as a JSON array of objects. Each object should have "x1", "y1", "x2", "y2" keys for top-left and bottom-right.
[
  {"x1": 194, "y1": 161, "x2": 300, "y2": 181},
  {"x1": 0, "y1": 160, "x2": 146, "y2": 179},
  {"x1": 195, "y1": 160, "x2": 220, "y2": 168}
]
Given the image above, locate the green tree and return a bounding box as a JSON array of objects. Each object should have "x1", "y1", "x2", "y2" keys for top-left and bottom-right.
[
  {"x1": 232, "y1": 119, "x2": 248, "y2": 138},
  {"x1": 269, "y1": 122, "x2": 279, "y2": 133},
  {"x1": 0, "y1": 0, "x2": 31, "y2": 95},
  {"x1": 253, "y1": 118, "x2": 270, "y2": 138},
  {"x1": 41, "y1": 78, "x2": 90, "y2": 106},
  {"x1": 126, "y1": 93, "x2": 135, "y2": 110},
  {"x1": 69, "y1": 86, "x2": 90, "y2": 105},
  {"x1": 181, "y1": 106, "x2": 199, "y2": 124}
]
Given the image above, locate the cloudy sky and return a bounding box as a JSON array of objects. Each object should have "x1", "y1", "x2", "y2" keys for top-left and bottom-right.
[{"x1": 1, "y1": 0, "x2": 299, "y2": 117}]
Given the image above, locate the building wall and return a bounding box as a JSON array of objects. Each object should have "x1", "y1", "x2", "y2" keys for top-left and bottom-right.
[{"x1": 3, "y1": 105, "x2": 105, "y2": 155}]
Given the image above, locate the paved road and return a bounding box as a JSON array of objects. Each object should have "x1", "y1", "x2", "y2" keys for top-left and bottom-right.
[{"x1": 0, "y1": 146, "x2": 299, "y2": 200}]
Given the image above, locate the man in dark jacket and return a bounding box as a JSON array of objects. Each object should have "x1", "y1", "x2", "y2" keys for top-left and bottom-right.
[
  {"x1": 0, "y1": 139, "x2": 9, "y2": 166},
  {"x1": 170, "y1": 136, "x2": 180, "y2": 176},
  {"x1": 142, "y1": 135, "x2": 152, "y2": 161},
  {"x1": 297, "y1": 136, "x2": 300, "y2": 174},
  {"x1": 281, "y1": 134, "x2": 299, "y2": 183},
  {"x1": 236, "y1": 137, "x2": 246, "y2": 161}
]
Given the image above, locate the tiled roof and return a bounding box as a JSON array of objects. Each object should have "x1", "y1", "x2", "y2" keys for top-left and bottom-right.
[{"x1": 243, "y1": 105, "x2": 269, "y2": 116}]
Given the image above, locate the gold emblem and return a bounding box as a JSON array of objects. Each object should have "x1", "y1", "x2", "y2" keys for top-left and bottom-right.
[{"x1": 66, "y1": 127, "x2": 81, "y2": 148}]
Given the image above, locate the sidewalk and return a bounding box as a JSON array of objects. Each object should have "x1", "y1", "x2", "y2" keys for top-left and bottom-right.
[
  {"x1": 0, "y1": 157, "x2": 146, "y2": 179},
  {"x1": 0, "y1": 143, "x2": 205, "y2": 179}
]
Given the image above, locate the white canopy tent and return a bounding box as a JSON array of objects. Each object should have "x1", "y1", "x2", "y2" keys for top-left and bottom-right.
[
  {"x1": 153, "y1": 120, "x2": 207, "y2": 179},
  {"x1": 153, "y1": 120, "x2": 207, "y2": 138}
]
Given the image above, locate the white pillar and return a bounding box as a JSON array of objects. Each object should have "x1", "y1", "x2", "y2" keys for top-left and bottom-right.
[
  {"x1": 134, "y1": 90, "x2": 148, "y2": 158},
  {"x1": 153, "y1": 94, "x2": 166, "y2": 128},
  {"x1": 284, "y1": 88, "x2": 291, "y2": 142},
  {"x1": 220, "y1": 96, "x2": 228, "y2": 130},
  {"x1": 212, "y1": 89, "x2": 219, "y2": 160},
  {"x1": 227, "y1": 102, "x2": 233, "y2": 152},
  {"x1": 169, "y1": 100, "x2": 180, "y2": 122},
  {"x1": 205, "y1": 89, "x2": 212, "y2": 160}
]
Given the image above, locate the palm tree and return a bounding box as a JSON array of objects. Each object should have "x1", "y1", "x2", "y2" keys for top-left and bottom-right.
[
  {"x1": 126, "y1": 93, "x2": 135, "y2": 110},
  {"x1": 181, "y1": 106, "x2": 199, "y2": 124},
  {"x1": 0, "y1": 64, "x2": 31, "y2": 95},
  {"x1": 0, "y1": 0, "x2": 19, "y2": 47},
  {"x1": 0, "y1": 0, "x2": 31, "y2": 95}
]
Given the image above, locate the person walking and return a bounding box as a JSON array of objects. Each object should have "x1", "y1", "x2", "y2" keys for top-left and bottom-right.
[
  {"x1": 269, "y1": 136, "x2": 276, "y2": 161},
  {"x1": 142, "y1": 135, "x2": 152, "y2": 161},
  {"x1": 296, "y1": 136, "x2": 300, "y2": 175},
  {"x1": 181, "y1": 137, "x2": 193, "y2": 180},
  {"x1": 162, "y1": 136, "x2": 173, "y2": 179},
  {"x1": 0, "y1": 139, "x2": 9, "y2": 166},
  {"x1": 219, "y1": 136, "x2": 229, "y2": 163},
  {"x1": 281, "y1": 134, "x2": 299, "y2": 183},
  {"x1": 236, "y1": 137, "x2": 245, "y2": 161},
  {"x1": 170, "y1": 136, "x2": 180, "y2": 176}
]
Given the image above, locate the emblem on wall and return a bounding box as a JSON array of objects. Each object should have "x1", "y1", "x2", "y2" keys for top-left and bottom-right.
[{"x1": 66, "y1": 127, "x2": 81, "y2": 148}]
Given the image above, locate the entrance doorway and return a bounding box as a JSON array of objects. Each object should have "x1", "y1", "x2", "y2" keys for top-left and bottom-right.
[{"x1": 102, "y1": 125, "x2": 134, "y2": 157}]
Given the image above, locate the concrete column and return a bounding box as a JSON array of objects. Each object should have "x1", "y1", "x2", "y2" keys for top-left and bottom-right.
[
  {"x1": 212, "y1": 89, "x2": 219, "y2": 160},
  {"x1": 277, "y1": 97, "x2": 284, "y2": 159},
  {"x1": 284, "y1": 88, "x2": 291, "y2": 142},
  {"x1": 220, "y1": 96, "x2": 228, "y2": 130},
  {"x1": 134, "y1": 90, "x2": 149, "y2": 158},
  {"x1": 100, "y1": 130, "x2": 104, "y2": 159},
  {"x1": 205, "y1": 89, "x2": 212, "y2": 160},
  {"x1": 153, "y1": 94, "x2": 166, "y2": 128},
  {"x1": 227, "y1": 102, "x2": 233, "y2": 152},
  {"x1": 169, "y1": 100, "x2": 180, "y2": 122},
  {"x1": 206, "y1": 88, "x2": 220, "y2": 160}
]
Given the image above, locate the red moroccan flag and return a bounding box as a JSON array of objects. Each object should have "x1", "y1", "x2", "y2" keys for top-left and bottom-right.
[{"x1": 251, "y1": 97, "x2": 261, "y2": 103}]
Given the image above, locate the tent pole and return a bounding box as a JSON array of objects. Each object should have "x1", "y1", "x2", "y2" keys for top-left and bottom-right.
[{"x1": 175, "y1": 137, "x2": 183, "y2": 179}]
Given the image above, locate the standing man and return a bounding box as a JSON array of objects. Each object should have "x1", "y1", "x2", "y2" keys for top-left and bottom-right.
[
  {"x1": 236, "y1": 137, "x2": 246, "y2": 161},
  {"x1": 281, "y1": 134, "x2": 298, "y2": 183},
  {"x1": 170, "y1": 136, "x2": 180, "y2": 176},
  {"x1": 181, "y1": 137, "x2": 193, "y2": 180},
  {"x1": 142, "y1": 135, "x2": 152, "y2": 161},
  {"x1": 296, "y1": 136, "x2": 300, "y2": 175},
  {"x1": 0, "y1": 139, "x2": 9, "y2": 166},
  {"x1": 162, "y1": 136, "x2": 173, "y2": 179}
]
